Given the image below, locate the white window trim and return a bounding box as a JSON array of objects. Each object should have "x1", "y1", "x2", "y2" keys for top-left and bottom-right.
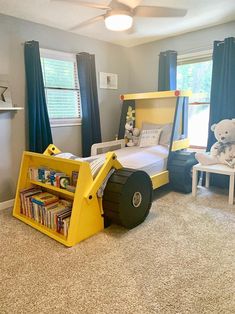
[
  {"x1": 50, "y1": 118, "x2": 82, "y2": 128},
  {"x1": 40, "y1": 48, "x2": 82, "y2": 127},
  {"x1": 177, "y1": 49, "x2": 212, "y2": 65},
  {"x1": 40, "y1": 48, "x2": 76, "y2": 62}
]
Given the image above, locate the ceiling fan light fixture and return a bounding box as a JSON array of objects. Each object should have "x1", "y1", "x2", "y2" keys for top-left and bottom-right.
[{"x1": 105, "y1": 13, "x2": 133, "y2": 31}]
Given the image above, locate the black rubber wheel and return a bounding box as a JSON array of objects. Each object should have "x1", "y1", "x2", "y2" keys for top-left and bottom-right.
[{"x1": 103, "y1": 168, "x2": 153, "y2": 229}]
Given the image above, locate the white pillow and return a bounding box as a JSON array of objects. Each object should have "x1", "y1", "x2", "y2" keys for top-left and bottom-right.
[
  {"x1": 142, "y1": 122, "x2": 173, "y2": 145},
  {"x1": 139, "y1": 129, "x2": 162, "y2": 147}
]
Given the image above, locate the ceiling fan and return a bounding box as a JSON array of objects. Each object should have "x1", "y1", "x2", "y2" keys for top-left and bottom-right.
[{"x1": 53, "y1": 0, "x2": 187, "y2": 32}]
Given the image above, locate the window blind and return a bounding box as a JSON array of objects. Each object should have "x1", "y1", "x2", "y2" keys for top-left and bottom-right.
[{"x1": 41, "y1": 56, "x2": 81, "y2": 119}]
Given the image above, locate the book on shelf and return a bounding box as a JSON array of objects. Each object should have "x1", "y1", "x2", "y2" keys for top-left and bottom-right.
[
  {"x1": 43, "y1": 202, "x2": 60, "y2": 228},
  {"x1": 56, "y1": 208, "x2": 72, "y2": 233},
  {"x1": 60, "y1": 199, "x2": 72, "y2": 208},
  {"x1": 31, "y1": 192, "x2": 59, "y2": 206},
  {"x1": 48, "y1": 203, "x2": 68, "y2": 231},
  {"x1": 20, "y1": 187, "x2": 42, "y2": 216},
  {"x1": 28, "y1": 167, "x2": 39, "y2": 181},
  {"x1": 19, "y1": 188, "x2": 72, "y2": 237},
  {"x1": 28, "y1": 166, "x2": 74, "y2": 189},
  {"x1": 71, "y1": 171, "x2": 79, "y2": 186},
  {"x1": 63, "y1": 217, "x2": 71, "y2": 237}
]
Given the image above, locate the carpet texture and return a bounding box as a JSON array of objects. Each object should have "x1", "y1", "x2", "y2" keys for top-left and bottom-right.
[{"x1": 0, "y1": 187, "x2": 235, "y2": 314}]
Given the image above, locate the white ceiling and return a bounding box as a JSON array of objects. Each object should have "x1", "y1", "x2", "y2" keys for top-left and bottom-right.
[{"x1": 0, "y1": 0, "x2": 235, "y2": 47}]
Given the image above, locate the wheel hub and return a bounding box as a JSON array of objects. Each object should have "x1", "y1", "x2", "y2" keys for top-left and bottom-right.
[{"x1": 132, "y1": 192, "x2": 142, "y2": 208}]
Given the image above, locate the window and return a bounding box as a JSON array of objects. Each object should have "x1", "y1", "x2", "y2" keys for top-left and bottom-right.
[
  {"x1": 40, "y1": 49, "x2": 81, "y2": 127},
  {"x1": 177, "y1": 51, "x2": 212, "y2": 147}
]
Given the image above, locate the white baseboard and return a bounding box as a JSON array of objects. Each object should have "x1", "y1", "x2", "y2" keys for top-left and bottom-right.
[{"x1": 0, "y1": 199, "x2": 15, "y2": 210}]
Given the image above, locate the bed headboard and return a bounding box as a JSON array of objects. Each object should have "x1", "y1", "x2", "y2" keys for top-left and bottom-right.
[
  {"x1": 120, "y1": 90, "x2": 192, "y2": 151},
  {"x1": 134, "y1": 98, "x2": 177, "y2": 128}
]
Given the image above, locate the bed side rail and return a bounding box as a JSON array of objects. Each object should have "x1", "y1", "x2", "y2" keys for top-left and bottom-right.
[{"x1": 91, "y1": 139, "x2": 125, "y2": 156}]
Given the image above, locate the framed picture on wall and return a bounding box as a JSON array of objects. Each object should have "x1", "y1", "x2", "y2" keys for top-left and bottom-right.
[
  {"x1": 99, "y1": 72, "x2": 118, "y2": 89},
  {"x1": 0, "y1": 81, "x2": 13, "y2": 108}
]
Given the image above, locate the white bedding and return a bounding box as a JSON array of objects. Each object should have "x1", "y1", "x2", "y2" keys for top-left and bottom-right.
[
  {"x1": 55, "y1": 145, "x2": 169, "y2": 177},
  {"x1": 110, "y1": 145, "x2": 169, "y2": 176}
]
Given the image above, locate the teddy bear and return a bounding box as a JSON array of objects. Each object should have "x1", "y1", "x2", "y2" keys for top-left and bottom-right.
[{"x1": 195, "y1": 119, "x2": 235, "y2": 168}]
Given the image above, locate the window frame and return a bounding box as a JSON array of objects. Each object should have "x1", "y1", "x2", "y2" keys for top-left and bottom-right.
[
  {"x1": 177, "y1": 50, "x2": 212, "y2": 149},
  {"x1": 40, "y1": 48, "x2": 82, "y2": 128}
]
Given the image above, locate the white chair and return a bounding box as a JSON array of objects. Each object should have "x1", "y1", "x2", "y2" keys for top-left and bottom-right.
[{"x1": 192, "y1": 163, "x2": 235, "y2": 205}]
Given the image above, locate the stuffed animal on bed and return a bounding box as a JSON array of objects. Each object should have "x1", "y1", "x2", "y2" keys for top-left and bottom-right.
[
  {"x1": 125, "y1": 120, "x2": 140, "y2": 146},
  {"x1": 195, "y1": 119, "x2": 235, "y2": 168},
  {"x1": 124, "y1": 106, "x2": 141, "y2": 146},
  {"x1": 126, "y1": 105, "x2": 135, "y2": 122},
  {"x1": 125, "y1": 119, "x2": 134, "y2": 146}
]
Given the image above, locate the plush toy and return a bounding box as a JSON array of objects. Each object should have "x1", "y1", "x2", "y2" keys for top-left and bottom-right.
[
  {"x1": 125, "y1": 119, "x2": 134, "y2": 146},
  {"x1": 132, "y1": 127, "x2": 141, "y2": 145},
  {"x1": 125, "y1": 122, "x2": 140, "y2": 147},
  {"x1": 195, "y1": 119, "x2": 235, "y2": 168},
  {"x1": 126, "y1": 106, "x2": 135, "y2": 122},
  {"x1": 124, "y1": 106, "x2": 140, "y2": 146}
]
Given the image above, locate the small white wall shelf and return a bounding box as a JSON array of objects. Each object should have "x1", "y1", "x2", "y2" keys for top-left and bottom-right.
[{"x1": 0, "y1": 107, "x2": 24, "y2": 111}]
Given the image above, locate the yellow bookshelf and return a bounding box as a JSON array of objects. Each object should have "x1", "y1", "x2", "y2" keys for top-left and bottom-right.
[{"x1": 13, "y1": 149, "x2": 122, "y2": 247}]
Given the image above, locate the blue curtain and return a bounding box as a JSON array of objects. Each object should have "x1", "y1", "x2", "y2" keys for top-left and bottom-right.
[
  {"x1": 158, "y1": 50, "x2": 177, "y2": 91},
  {"x1": 76, "y1": 52, "x2": 102, "y2": 157},
  {"x1": 24, "y1": 41, "x2": 52, "y2": 153},
  {"x1": 206, "y1": 37, "x2": 235, "y2": 187}
]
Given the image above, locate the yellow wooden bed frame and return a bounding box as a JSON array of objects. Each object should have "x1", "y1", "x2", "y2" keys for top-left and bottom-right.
[
  {"x1": 13, "y1": 90, "x2": 191, "y2": 247},
  {"x1": 120, "y1": 90, "x2": 191, "y2": 189}
]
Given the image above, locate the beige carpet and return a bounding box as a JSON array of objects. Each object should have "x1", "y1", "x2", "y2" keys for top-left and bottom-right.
[{"x1": 1, "y1": 187, "x2": 235, "y2": 314}]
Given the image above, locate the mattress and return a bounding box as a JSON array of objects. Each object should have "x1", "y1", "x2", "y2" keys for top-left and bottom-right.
[
  {"x1": 110, "y1": 145, "x2": 169, "y2": 176},
  {"x1": 55, "y1": 145, "x2": 169, "y2": 177}
]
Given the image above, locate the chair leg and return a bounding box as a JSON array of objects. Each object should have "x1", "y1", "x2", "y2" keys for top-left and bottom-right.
[
  {"x1": 229, "y1": 174, "x2": 234, "y2": 205},
  {"x1": 192, "y1": 168, "x2": 198, "y2": 197},
  {"x1": 205, "y1": 172, "x2": 210, "y2": 188}
]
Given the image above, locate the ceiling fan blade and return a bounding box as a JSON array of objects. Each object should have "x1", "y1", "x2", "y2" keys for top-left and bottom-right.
[
  {"x1": 52, "y1": 0, "x2": 110, "y2": 10},
  {"x1": 69, "y1": 14, "x2": 105, "y2": 31},
  {"x1": 134, "y1": 6, "x2": 187, "y2": 17}
]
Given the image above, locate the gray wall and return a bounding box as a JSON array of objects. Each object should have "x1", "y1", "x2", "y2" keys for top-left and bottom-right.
[
  {"x1": 0, "y1": 14, "x2": 130, "y2": 202},
  {"x1": 127, "y1": 21, "x2": 235, "y2": 93}
]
